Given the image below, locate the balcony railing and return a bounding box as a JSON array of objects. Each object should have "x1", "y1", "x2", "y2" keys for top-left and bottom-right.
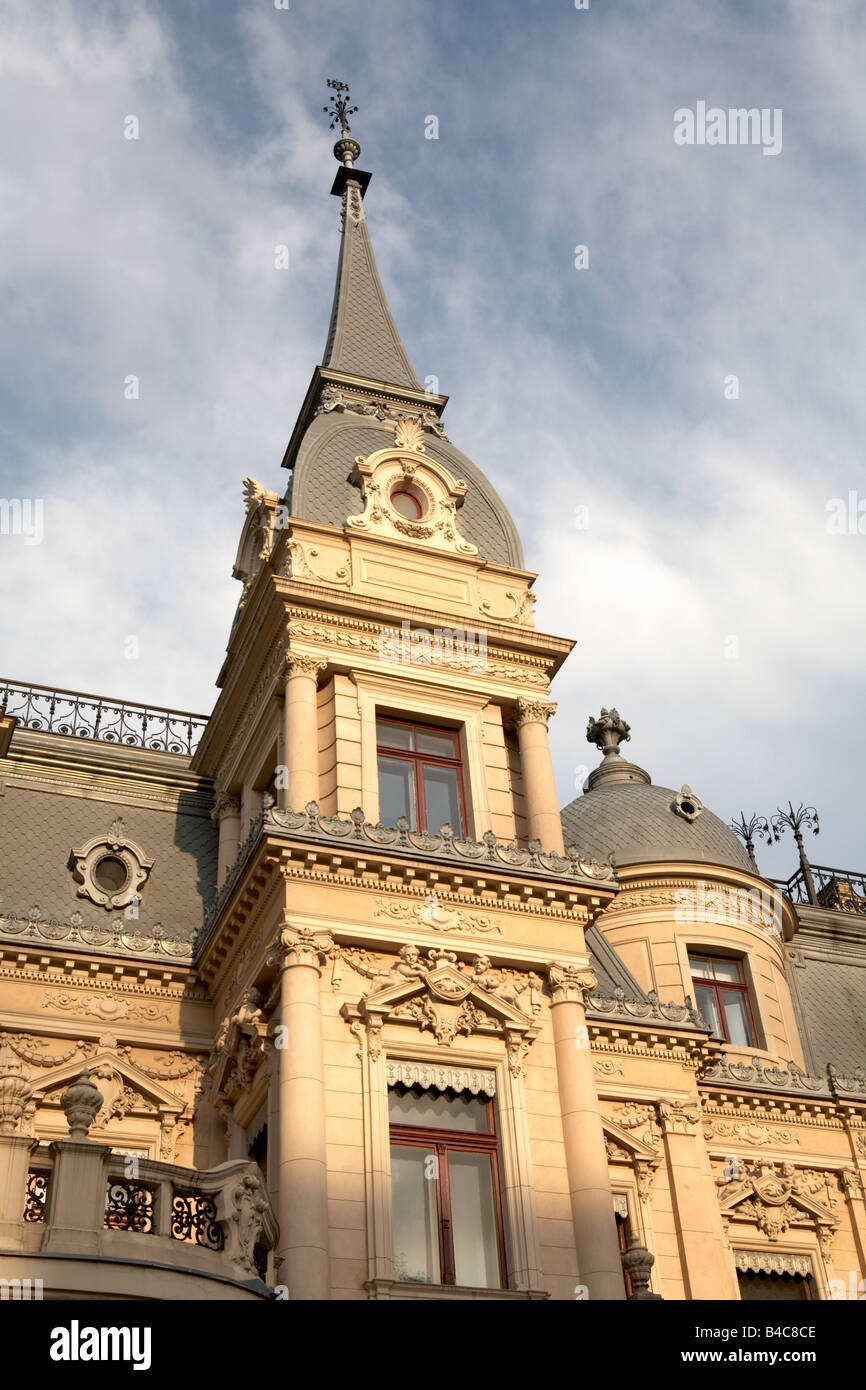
[
  {"x1": 6, "y1": 1148, "x2": 278, "y2": 1296},
  {"x1": 0, "y1": 679, "x2": 209, "y2": 756},
  {"x1": 770, "y1": 864, "x2": 866, "y2": 915}
]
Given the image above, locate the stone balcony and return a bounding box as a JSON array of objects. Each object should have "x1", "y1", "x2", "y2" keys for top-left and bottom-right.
[{"x1": 0, "y1": 1065, "x2": 278, "y2": 1300}]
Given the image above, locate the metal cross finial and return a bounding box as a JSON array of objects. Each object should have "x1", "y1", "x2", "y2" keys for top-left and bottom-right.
[
  {"x1": 323, "y1": 79, "x2": 358, "y2": 136},
  {"x1": 729, "y1": 812, "x2": 772, "y2": 868}
]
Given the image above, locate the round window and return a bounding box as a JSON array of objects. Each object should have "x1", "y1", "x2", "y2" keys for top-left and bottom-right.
[
  {"x1": 93, "y1": 855, "x2": 129, "y2": 893},
  {"x1": 390, "y1": 488, "x2": 424, "y2": 521}
]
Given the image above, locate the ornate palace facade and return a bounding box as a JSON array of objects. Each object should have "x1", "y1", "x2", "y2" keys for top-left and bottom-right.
[{"x1": 1, "y1": 99, "x2": 865, "y2": 1302}]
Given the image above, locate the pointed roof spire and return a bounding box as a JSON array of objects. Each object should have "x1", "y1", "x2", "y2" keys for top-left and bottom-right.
[{"x1": 320, "y1": 79, "x2": 422, "y2": 392}]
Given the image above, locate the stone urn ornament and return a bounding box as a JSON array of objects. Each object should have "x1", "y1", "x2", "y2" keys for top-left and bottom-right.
[{"x1": 60, "y1": 1068, "x2": 104, "y2": 1138}]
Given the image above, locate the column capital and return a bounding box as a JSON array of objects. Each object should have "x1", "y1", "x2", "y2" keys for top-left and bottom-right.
[
  {"x1": 281, "y1": 651, "x2": 328, "y2": 682},
  {"x1": 657, "y1": 1097, "x2": 702, "y2": 1135},
  {"x1": 211, "y1": 792, "x2": 241, "y2": 825},
  {"x1": 547, "y1": 961, "x2": 597, "y2": 1005},
  {"x1": 269, "y1": 923, "x2": 334, "y2": 972},
  {"x1": 514, "y1": 697, "x2": 557, "y2": 729}
]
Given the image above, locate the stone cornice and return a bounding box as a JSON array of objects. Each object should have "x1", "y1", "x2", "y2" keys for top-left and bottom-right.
[{"x1": 1, "y1": 733, "x2": 213, "y2": 811}]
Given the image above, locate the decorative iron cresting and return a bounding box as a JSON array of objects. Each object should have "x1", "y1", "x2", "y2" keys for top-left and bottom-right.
[{"x1": 0, "y1": 680, "x2": 209, "y2": 756}]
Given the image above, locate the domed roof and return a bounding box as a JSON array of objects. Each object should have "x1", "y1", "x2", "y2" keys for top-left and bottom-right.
[
  {"x1": 561, "y1": 780, "x2": 753, "y2": 871},
  {"x1": 288, "y1": 413, "x2": 524, "y2": 568},
  {"x1": 560, "y1": 708, "x2": 753, "y2": 872}
]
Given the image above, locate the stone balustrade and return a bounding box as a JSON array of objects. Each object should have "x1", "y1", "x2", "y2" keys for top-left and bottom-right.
[{"x1": 0, "y1": 1067, "x2": 278, "y2": 1300}]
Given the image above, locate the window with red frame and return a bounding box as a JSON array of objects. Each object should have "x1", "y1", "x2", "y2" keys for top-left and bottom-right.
[
  {"x1": 689, "y1": 953, "x2": 757, "y2": 1046},
  {"x1": 388, "y1": 1085, "x2": 506, "y2": 1289},
  {"x1": 376, "y1": 717, "x2": 466, "y2": 837}
]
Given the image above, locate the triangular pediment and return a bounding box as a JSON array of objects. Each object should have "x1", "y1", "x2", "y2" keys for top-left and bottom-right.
[
  {"x1": 32, "y1": 1050, "x2": 185, "y2": 1115},
  {"x1": 361, "y1": 964, "x2": 534, "y2": 1032},
  {"x1": 600, "y1": 1115, "x2": 660, "y2": 1163}
]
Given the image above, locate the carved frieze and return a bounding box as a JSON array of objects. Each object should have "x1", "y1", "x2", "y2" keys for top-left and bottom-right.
[
  {"x1": 43, "y1": 991, "x2": 170, "y2": 1024},
  {"x1": 372, "y1": 895, "x2": 504, "y2": 936}
]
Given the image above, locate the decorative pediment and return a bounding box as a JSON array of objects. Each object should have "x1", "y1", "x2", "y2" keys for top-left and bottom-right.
[
  {"x1": 716, "y1": 1161, "x2": 839, "y2": 1254},
  {"x1": 27, "y1": 1048, "x2": 188, "y2": 1148},
  {"x1": 346, "y1": 421, "x2": 477, "y2": 555},
  {"x1": 600, "y1": 1105, "x2": 662, "y2": 1202},
  {"x1": 341, "y1": 945, "x2": 539, "y2": 1070}
]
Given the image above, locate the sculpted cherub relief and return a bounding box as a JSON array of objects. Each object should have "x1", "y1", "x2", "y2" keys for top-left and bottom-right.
[{"x1": 349, "y1": 944, "x2": 429, "y2": 995}]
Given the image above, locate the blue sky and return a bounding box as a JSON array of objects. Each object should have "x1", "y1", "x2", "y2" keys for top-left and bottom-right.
[{"x1": 1, "y1": 0, "x2": 864, "y2": 874}]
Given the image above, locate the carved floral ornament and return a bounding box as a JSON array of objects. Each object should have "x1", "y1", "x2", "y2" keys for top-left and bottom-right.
[
  {"x1": 68, "y1": 818, "x2": 153, "y2": 912},
  {"x1": 346, "y1": 423, "x2": 477, "y2": 555},
  {"x1": 340, "y1": 943, "x2": 540, "y2": 1072}
]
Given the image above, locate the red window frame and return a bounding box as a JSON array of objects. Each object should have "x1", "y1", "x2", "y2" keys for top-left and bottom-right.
[
  {"x1": 389, "y1": 1092, "x2": 507, "y2": 1289},
  {"x1": 689, "y1": 953, "x2": 757, "y2": 1046},
  {"x1": 616, "y1": 1211, "x2": 633, "y2": 1297},
  {"x1": 376, "y1": 716, "x2": 468, "y2": 836}
]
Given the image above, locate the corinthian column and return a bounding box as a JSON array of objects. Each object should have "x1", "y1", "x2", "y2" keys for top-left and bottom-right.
[
  {"x1": 211, "y1": 792, "x2": 242, "y2": 885},
  {"x1": 271, "y1": 924, "x2": 333, "y2": 1300},
  {"x1": 514, "y1": 698, "x2": 565, "y2": 854},
  {"x1": 548, "y1": 962, "x2": 626, "y2": 1300},
  {"x1": 280, "y1": 654, "x2": 327, "y2": 811}
]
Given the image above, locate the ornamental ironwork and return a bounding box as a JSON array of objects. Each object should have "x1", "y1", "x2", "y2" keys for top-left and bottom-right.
[
  {"x1": 170, "y1": 1191, "x2": 224, "y2": 1251},
  {"x1": 772, "y1": 864, "x2": 866, "y2": 916},
  {"x1": 23, "y1": 1171, "x2": 48, "y2": 1223},
  {"x1": 0, "y1": 679, "x2": 209, "y2": 756},
  {"x1": 104, "y1": 1181, "x2": 154, "y2": 1233}
]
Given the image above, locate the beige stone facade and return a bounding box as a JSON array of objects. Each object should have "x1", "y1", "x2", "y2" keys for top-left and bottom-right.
[{"x1": 1, "y1": 123, "x2": 864, "y2": 1304}]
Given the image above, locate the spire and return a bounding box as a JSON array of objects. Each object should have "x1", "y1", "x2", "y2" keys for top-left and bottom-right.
[{"x1": 320, "y1": 80, "x2": 422, "y2": 392}]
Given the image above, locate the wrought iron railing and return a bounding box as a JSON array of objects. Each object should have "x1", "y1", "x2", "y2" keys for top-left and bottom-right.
[
  {"x1": 23, "y1": 1170, "x2": 48, "y2": 1223},
  {"x1": 770, "y1": 864, "x2": 866, "y2": 915},
  {"x1": 0, "y1": 679, "x2": 209, "y2": 756},
  {"x1": 171, "y1": 1191, "x2": 224, "y2": 1251}
]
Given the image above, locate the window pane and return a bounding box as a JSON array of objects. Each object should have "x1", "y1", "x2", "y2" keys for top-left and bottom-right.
[
  {"x1": 390, "y1": 1145, "x2": 440, "y2": 1284},
  {"x1": 423, "y1": 764, "x2": 462, "y2": 835},
  {"x1": 688, "y1": 955, "x2": 712, "y2": 978},
  {"x1": 448, "y1": 1150, "x2": 502, "y2": 1289},
  {"x1": 710, "y1": 957, "x2": 743, "y2": 984},
  {"x1": 416, "y1": 727, "x2": 458, "y2": 758},
  {"x1": 378, "y1": 756, "x2": 415, "y2": 825},
  {"x1": 694, "y1": 983, "x2": 722, "y2": 1036},
  {"x1": 720, "y1": 989, "x2": 754, "y2": 1046},
  {"x1": 389, "y1": 1087, "x2": 490, "y2": 1133},
  {"x1": 376, "y1": 719, "x2": 413, "y2": 750}
]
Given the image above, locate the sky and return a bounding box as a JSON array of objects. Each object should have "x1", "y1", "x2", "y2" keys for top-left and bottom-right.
[{"x1": 1, "y1": 0, "x2": 864, "y2": 876}]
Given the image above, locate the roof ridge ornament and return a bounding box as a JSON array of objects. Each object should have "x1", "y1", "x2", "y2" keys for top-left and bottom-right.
[
  {"x1": 584, "y1": 708, "x2": 651, "y2": 791},
  {"x1": 324, "y1": 78, "x2": 360, "y2": 168}
]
